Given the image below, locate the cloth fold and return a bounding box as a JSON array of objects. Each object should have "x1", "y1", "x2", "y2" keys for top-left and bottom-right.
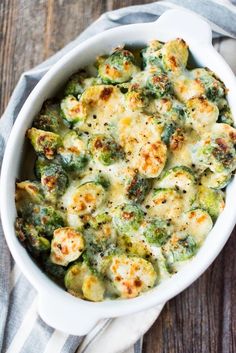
[{"x1": 1, "y1": 1, "x2": 236, "y2": 353}]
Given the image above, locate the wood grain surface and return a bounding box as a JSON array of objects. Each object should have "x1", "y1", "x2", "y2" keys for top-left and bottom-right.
[{"x1": 0, "y1": 1, "x2": 235, "y2": 352}]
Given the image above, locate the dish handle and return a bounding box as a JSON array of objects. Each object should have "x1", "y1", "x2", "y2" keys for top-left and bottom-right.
[
  {"x1": 153, "y1": 9, "x2": 212, "y2": 45},
  {"x1": 37, "y1": 294, "x2": 100, "y2": 335}
]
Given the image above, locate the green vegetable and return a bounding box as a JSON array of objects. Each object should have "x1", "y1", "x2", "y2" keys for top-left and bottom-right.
[
  {"x1": 90, "y1": 134, "x2": 124, "y2": 165},
  {"x1": 98, "y1": 48, "x2": 138, "y2": 84},
  {"x1": 64, "y1": 71, "x2": 87, "y2": 96},
  {"x1": 40, "y1": 162, "x2": 68, "y2": 202},
  {"x1": 157, "y1": 166, "x2": 195, "y2": 191},
  {"x1": 25, "y1": 205, "x2": 65, "y2": 237},
  {"x1": 58, "y1": 131, "x2": 88, "y2": 173},
  {"x1": 65, "y1": 262, "x2": 105, "y2": 301},
  {"x1": 113, "y1": 203, "x2": 144, "y2": 235},
  {"x1": 146, "y1": 70, "x2": 172, "y2": 98},
  {"x1": 162, "y1": 235, "x2": 197, "y2": 273},
  {"x1": 143, "y1": 218, "x2": 171, "y2": 245},
  {"x1": 33, "y1": 100, "x2": 63, "y2": 132},
  {"x1": 61, "y1": 95, "x2": 87, "y2": 126},
  {"x1": 197, "y1": 186, "x2": 225, "y2": 220},
  {"x1": 27, "y1": 127, "x2": 61, "y2": 160},
  {"x1": 126, "y1": 172, "x2": 151, "y2": 203}
]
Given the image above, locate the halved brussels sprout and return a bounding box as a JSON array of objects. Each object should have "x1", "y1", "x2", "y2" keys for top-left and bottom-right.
[
  {"x1": 117, "y1": 233, "x2": 152, "y2": 258},
  {"x1": 186, "y1": 97, "x2": 219, "y2": 132},
  {"x1": 157, "y1": 166, "x2": 195, "y2": 191},
  {"x1": 192, "y1": 68, "x2": 225, "y2": 101},
  {"x1": 143, "y1": 218, "x2": 171, "y2": 245},
  {"x1": 64, "y1": 181, "x2": 107, "y2": 216},
  {"x1": 200, "y1": 169, "x2": 231, "y2": 189},
  {"x1": 192, "y1": 125, "x2": 236, "y2": 174},
  {"x1": 197, "y1": 185, "x2": 225, "y2": 220},
  {"x1": 27, "y1": 128, "x2": 61, "y2": 160},
  {"x1": 61, "y1": 95, "x2": 87, "y2": 126},
  {"x1": 125, "y1": 85, "x2": 149, "y2": 111},
  {"x1": 137, "y1": 141, "x2": 167, "y2": 178},
  {"x1": 42, "y1": 256, "x2": 66, "y2": 284},
  {"x1": 179, "y1": 208, "x2": 213, "y2": 244},
  {"x1": 65, "y1": 262, "x2": 105, "y2": 301},
  {"x1": 89, "y1": 134, "x2": 124, "y2": 166},
  {"x1": 58, "y1": 131, "x2": 88, "y2": 173},
  {"x1": 146, "y1": 70, "x2": 172, "y2": 98},
  {"x1": 113, "y1": 203, "x2": 144, "y2": 235},
  {"x1": 104, "y1": 254, "x2": 157, "y2": 298},
  {"x1": 33, "y1": 100, "x2": 63, "y2": 133},
  {"x1": 161, "y1": 38, "x2": 189, "y2": 72},
  {"x1": 141, "y1": 40, "x2": 163, "y2": 69},
  {"x1": 26, "y1": 205, "x2": 65, "y2": 237},
  {"x1": 162, "y1": 235, "x2": 197, "y2": 273},
  {"x1": 15, "y1": 218, "x2": 50, "y2": 252},
  {"x1": 148, "y1": 188, "x2": 184, "y2": 220},
  {"x1": 50, "y1": 227, "x2": 85, "y2": 266},
  {"x1": 39, "y1": 162, "x2": 68, "y2": 202},
  {"x1": 16, "y1": 181, "x2": 44, "y2": 207},
  {"x1": 126, "y1": 171, "x2": 151, "y2": 203},
  {"x1": 98, "y1": 48, "x2": 138, "y2": 84},
  {"x1": 64, "y1": 71, "x2": 88, "y2": 96}
]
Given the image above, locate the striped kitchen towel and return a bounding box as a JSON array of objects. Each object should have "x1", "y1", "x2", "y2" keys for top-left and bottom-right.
[{"x1": 0, "y1": 1, "x2": 236, "y2": 353}]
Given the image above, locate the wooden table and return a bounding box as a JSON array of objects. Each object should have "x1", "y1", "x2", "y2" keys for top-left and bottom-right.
[{"x1": 0, "y1": 1, "x2": 235, "y2": 352}]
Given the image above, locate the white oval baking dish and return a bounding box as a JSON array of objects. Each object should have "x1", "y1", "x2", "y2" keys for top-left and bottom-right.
[{"x1": 1, "y1": 9, "x2": 236, "y2": 335}]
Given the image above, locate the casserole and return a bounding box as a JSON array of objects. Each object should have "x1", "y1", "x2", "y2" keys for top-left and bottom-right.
[{"x1": 1, "y1": 8, "x2": 236, "y2": 335}]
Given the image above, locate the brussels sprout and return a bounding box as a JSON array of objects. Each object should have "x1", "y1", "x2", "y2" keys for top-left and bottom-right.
[
  {"x1": 143, "y1": 218, "x2": 171, "y2": 245},
  {"x1": 157, "y1": 166, "x2": 195, "y2": 191},
  {"x1": 179, "y1": 208, "x2": 213, "y2": 245},
  {"x1": 98, "y1": 48, "x2": 138, "y2": 84},
  {"x1": 146, "y1": 70, "x2": 172, "y2": 98},
  {"x1": 161, "y1": 38, "x2": 189, "y2": 72},
  {"x1": 117, "y1": 234, "x2": 146, "y2": 258},
  {"x1": 40, "y1": 162, "x2": 68, "y2": 202},
  {"x1": 137, "y1": 141, "x2": 167, "y2": 178},
  {"x1": 186, "y1": 97, "x2": 219, "y2": 132},
  {"x1": 60, "y1": 95, "x2": 87, "y2": 126},
  {"x1": 162, "y1": 235, "x2": 197, "y2": 273},
  {"x1": 27, "y1": 128, "x2": 61, "y2": 160},
  {"x1": 64, "y1": 182, "x2": 107, "y2": 216},
  {"x1": 148, "y1": 188, "x2": 184, "y2": 220},
  {"x1": 200, "y1": 169, "x2": 232, "y2": 189},
  {"x1": 50, "y1": 227, "x2": 85, "y2": 266},
  {"x1": 26, "y1": 205, "x2": 65, "y2": 237},
  {"x1": 192, "y1": 68, "x2": 225, "y2": 101},
  {"x1": 42, "y1": 256, "x2": 66, "y2": 284},
  {"x1": 16, "y1": 181, "x2": 44, "y2": 207},
  {"x1": 64, "y1": 71, "x2": 88, "y2": 96},
  {"x1": 88, "y1": 213, "x2": 112, "y2": 230},
  {"x1": 141, "y1": 40, "x2": 163, "y2": 69},
  {"x1": 113, "y1": 203, "x2": 144, "y2": 235},
  {"x1": 218, "y1": 103, "x2": 234, "y2": 126},
  {"x1": 126, "y1": 171, "x2": 151, "y2": 203},
  {"x1": 33, "y1": 100, "x2": 63, "y2": 132},
  {"x1": 125, "y1": 84, "x2": 149, "y2": 111},
  {"x1": 24, "y1": 223, "x2": 51, "y2": 251},
  {"x1": 193, "y1": 126, "x2": 236, "y2": 174},
  {"x1": 65, "y1": 262, "x2": 105, "y2": 301},
  {"x1": 197, "y1": 185, "x2": 225, "y2": 220},
  {"x1": 58, "y1": 131, "x2": 88, "y2": 173},
  {"x1": 89, "y1": 134, "x2": 124, "y2": 166},
  {"x1": 104, "y1": 255, "x2": 157, "y2": 298},
  {"x1": 15, "y1": 218, "x2": 50, "y2": 252}
]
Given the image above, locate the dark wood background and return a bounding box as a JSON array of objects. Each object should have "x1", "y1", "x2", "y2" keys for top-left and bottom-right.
[{"x1": 0, "y1": 1, "x2": 235, "y2": 352}]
